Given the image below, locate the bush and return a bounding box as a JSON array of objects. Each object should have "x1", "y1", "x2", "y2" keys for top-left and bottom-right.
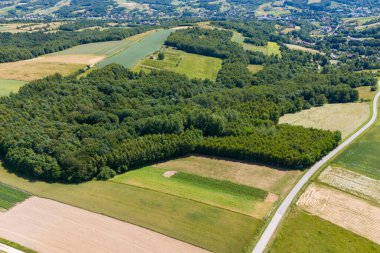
[{"x1": 96, "y1": 166, "x2": 116, "y2": 180}]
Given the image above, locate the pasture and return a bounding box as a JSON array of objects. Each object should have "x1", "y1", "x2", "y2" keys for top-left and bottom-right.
[
  {"x1": 0, "y1": 164, "x2": 260, "y2": 253},
  {"x1": 0, "y1": 197, "x2": 208, "y2": 253},
  {"x1": 243, "y1": 42, "x2": 281, "y2": 57},
  {"x1": 267, "y1": 207, "x2": 380, "y2": 253},
  {"x1": 97, "y1": 29, "x2": 173, "y2": 68},
  {"x1": 247, "y1": 64, "x2": 264, "y2": 74},
  {"x1": 357, "y1": 86, "x2": 376, "y2": 101},
  {"x1": 0, "y1": 79, "x2": 26, "y2": 96},
  {"x1": 0, "y1": 183, "x2": 29, "y2": 210},
  {"x1": 279, "y1": 102, "x2": 370, "y2": 139},
  {"x1": 132, "y1": 48, "x2": 222, "y2": 80},
  {"x1": 297, "y1": 184, "x2": 380, "y2": 244},
  {"x1": 154, "y1": 155, "x2": 302, "y2": 196},
  {"x1": 111, "y1": 166, "x2": 269, "y2": 218}
]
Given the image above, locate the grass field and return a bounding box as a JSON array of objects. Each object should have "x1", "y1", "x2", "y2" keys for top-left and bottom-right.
[
  {"x1": 279, "y1": 102, "x2": 370, "y2": 139},
  {"x1": 255, "y1": 3, "x2": 291, "y2": 17},
  {"x1": 0, "y1": 164, "x2": 260, "y2": 253},
  {"x1": 0, "y1": 79, "x2": 26, "y2": 96},
  {"x1": 112, "y1": 166, "x2": 268, "y2": 218},
  {"x1": 357, "y1": 86, "x2": 376, "y2": 101},
  {"x1": 0, "y1": 183, "x2": 29, "y2": 210},
  {"x1": 231, "y1": 31, "x2": 245, "y2": 44},
  {"x1": 132, "y1": 48, "x2": 222, "y2": 80},
  {"x1": 247, "y1": 64, "x2": 264, "y2": 73},
  {"x1": 267, "y1": 207, "x2": 380, "y2": 253},
  {"x1": 285, "y1": 44, "x2": 322, "y2": 54},
  {"x1": 243, "y1": 42, "x2": 281, "y2": 57},
  {"x1": 154, "y1": 156, "x2": 302, "y2": 196},
  {"x1": 97, "y1": 29, "x2": 173, "y2": 68}
]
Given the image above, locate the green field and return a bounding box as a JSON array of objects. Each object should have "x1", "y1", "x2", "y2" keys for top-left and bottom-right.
[
  {"x1": 97, "y1": 29, "x2": 173, "y2": 68},
  {"x1": 0, "y1": 165, "x2": 260, "y2": 253},
  {"x1": 243, "y1": 42, "x2": 281, "y2": 57},
  {"x1": 133, "y1": 48, "x2": 222, "y2": 80},
  {"x1": 231, "y1": 31, "x2": 245, "y2": 43},
  {"x1": 247, "y1": 64, "x2": 264, "y2": 73},
  {"x1": 0, "y1": 183, "x2": 29, "y2": 210},
  {"x1": 267, "y1": 207, "x2": 380, "y2": 253},
  {"x1": 53, "y1": 40, "x2": 135, "y2": 56},
  {"x1": 111, "y1": 166, "x2": 267, "y2": 217},
  {"x1": 0, "y1": 79, "x2": 26, "y2": 96}
]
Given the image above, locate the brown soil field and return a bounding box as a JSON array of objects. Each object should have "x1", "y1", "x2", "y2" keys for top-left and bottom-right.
[
  {"x1": 279, "y1": 102, "x2": 370, "y2": 139},
  {"x1": 0, "y1": 197, "x2": 209, "y2": 253},
  {"x1": 0, "y1": 55, "x2": 103, "y2": 81},
  {"x1": 319, "y1": 166, "x2": 380, "y2": 204},
  {"x1": 154, "y1": 155, "x2": 302, "y2": 195},
  {"x1": 297, "y1": 184, "x2": 380, "y2": 244}
]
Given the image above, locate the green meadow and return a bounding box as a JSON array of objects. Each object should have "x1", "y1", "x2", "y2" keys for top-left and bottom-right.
[
  {"x1": 111, "y1": 166, "x2": 267, "y2": 216},
  {"x1": 0, "y1": 183, "x2": 29, "y2": 210},
  {"x1": 97, "y1": 29, "x2": 173, "y2": 68},
  {"x1": 268, "y1": 208, "x2": 380, "y2": 253},
  {"x1": 0, "y1": 79, "x2": 26, "y2": 96},
  {"x1": 133, "y1": 48, "x2": 222, "y2": 80}
]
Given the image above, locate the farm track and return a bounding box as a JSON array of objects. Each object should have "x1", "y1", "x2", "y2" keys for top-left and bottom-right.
[{"x1": 252, "y1": 81, "x2": 380, "y2": 253}]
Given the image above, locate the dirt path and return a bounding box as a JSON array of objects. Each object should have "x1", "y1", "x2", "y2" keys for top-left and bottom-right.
[{"x1": 0, "y1": 197, "x2": 209, "y2": 253}]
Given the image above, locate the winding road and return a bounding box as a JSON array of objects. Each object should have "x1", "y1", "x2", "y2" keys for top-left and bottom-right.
[{"x1": 252, "y1": 81, "x2": 380, "y2": 253}]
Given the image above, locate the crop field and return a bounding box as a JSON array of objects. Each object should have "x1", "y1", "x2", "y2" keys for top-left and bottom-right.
[
  {"x1": 0, "y1": 183, "x2": 29, "y2": 210},
  {"x1": 247, "y1": 64, "x2": 264, "y2": 73},
  {"x1": 0, "y1": 79, "x2": 26, "y2": 96},
  {"x1": 279, "y1": 102, "x2": 370, "y2": 139},
  {"x1": 297, "y1": 184, "x2": 380, "y2": 244},
  {"x1": 154, "y1": 156, "x2": 302, "y2": 196},
  {"x1": 319, "y1": 166, "x2": 380, "y2": 203},
  {"x1": 285, "y1": 44, "x2": 322, "y2": 54},
  {"x1": 97, "y1": 29, "x2": 173, "y2": 68},
  {"x1": 112, "y1": 166, "x2": 269, "y2": 218},
  {"x1": 267, "y1": 207, "x2": 380, "y2": 253},
  {"x1": 0, "y1": 165, "x2": 260, "y2": 253},
  {"x1": 0, "y1": 197, "x2": 208, "y2": 253},
  {"x1": 132, "y1": 48, "x2": 222, "y2": 80}
]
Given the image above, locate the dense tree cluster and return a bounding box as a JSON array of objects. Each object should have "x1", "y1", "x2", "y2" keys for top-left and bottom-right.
[
  {"x1": 0, "y1": 26, "x2": 151, "y2": 63},
  {"x1": 196, "y1": 125, "x2": 341, "y2": 168}
]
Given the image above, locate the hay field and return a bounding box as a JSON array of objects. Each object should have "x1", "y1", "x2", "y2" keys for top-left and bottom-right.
[
  {"x1": 111, "y1": 166, "x2": 270, "y2": 219},
  {"x1": 0, "y1": 197, "x2": 209, "y2": 253},
  {"x1": 285, "y1": 44, "x2": 323, "y2": 54},
  {"x1": 154, "y1": 155, "x2": 302, "y2": 196},
  {"x1": 279, "y1": 102, "x2": 370, "y2": 139},
  {"x1": 319, "y1": 167, "x2": 380, "y2": 203},
  {"x1": 267, "y1": 207, "x2": 380, "y2": 253},
  {"x1": 297, "y1": 184, "x2": 380, "y2": 244},
  {"x1": 0, "y1": 165, "x2": 260, "y2": 253},
  {"x1": 98, "y1": 29, "x2": 173, "y2": 68},
  {"x1": 132, "y1": 48, "x2": 222, "y2": 80},
  {"x1": 0, "y1": 79, "x2": 26, "y2": 96}
]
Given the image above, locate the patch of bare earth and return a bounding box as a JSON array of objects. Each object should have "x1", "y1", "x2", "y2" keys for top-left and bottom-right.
[
  {"x1": 154, "y1": 155, "x2": 301, "y2": 195},
  {"x1": 163, "y1": 170, "x2": 177, "y2": 178},
  {"x1": 0, "y1": 197, "x2": 209, "y2": 253},
  {"x1": 319, "y1": 166, "x2": 380, "y2": 203},
  {"x1": 279, "y1": 103, "x2": 370, "y2": 139},
  {"x1": 297, "y1": 184, "x2": 380, "y2": 244}
]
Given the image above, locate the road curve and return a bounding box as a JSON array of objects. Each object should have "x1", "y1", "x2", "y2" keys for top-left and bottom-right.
[
  {"x1": 0, "y1": 243, "x2": 25, "y2": 253},
  {"x1": 252, "y1": 81, "x2": 380, "y2": 253}
]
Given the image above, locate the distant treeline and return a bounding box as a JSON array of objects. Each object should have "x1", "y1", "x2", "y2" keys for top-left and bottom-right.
[{"x1": 0, "y1": 26, "x2": 151, "y2": 63}]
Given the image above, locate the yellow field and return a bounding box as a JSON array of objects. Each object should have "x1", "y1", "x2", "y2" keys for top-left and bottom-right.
[
  {"x1": 357, "y1": 86, "x2": 376, "y2": 101},
  {"x1": 285, "y1": 44, "x2": 323, "y2": 55},
  {"x1": 0, "y1": 22, "x2": 64, "y2": 33},
  {"x1": 279, "y1": 103, "x2": 370, "y2": 139},
  {"x1": 247, "y1": 64, "x2": 264, "y2": 73}
]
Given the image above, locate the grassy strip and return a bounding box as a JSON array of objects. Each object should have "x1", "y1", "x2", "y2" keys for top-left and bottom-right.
[
  {"x1": 0, "y1": 238, "x2": 37, "y2": 253},
  {"x1": 173, "y1": 172, "x2": 267, "y2": 200},
  {"x1": 0, "y1": 183, "x2": 29, "y2": 210},
  {"x1": 267, "y1": 207, "x2": 380, "y2": 253}
]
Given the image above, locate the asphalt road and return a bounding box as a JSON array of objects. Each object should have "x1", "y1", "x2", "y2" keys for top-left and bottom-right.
[
  {"x1": 0, "y1": 243, "x2": 25, "y2": 253},
  {"x1": 252, "y1": 81, "x2": 380, "y2": 253}
]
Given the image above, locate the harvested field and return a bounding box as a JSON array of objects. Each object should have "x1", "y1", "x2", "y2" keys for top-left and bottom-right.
[
  {"x1": 0, "y1": 55, "x2": 100, "y2": 81},
  {"x1": 154, "y1": 155, "x2": 302, "y2": 195},
  {"x1": 285, "y1": 44, "x2": 322, "y2": 54},
  {"x1": 279, "y1": 102, "x2": 370, "y2": 139},
  {"x1": 52, "y1": 40, "x2": 134, "y2": 56},
  {"x1": 0, "y1": 197, "x2": 209, "y2": 253},
  {"x1": 319, "y1": 166, "x2": 380, "y2": 203},
  {"x1": 297, "y1": 184, "x2": 380, "y2": 244}
]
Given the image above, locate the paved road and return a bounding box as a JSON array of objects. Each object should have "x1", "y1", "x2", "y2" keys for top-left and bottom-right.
[
  {"x1": 0, "y1": 243, "x2": 25, "y2": 253},
  {"x1": 252, "y1": 81, "x2": 380, "y2": 253}
]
